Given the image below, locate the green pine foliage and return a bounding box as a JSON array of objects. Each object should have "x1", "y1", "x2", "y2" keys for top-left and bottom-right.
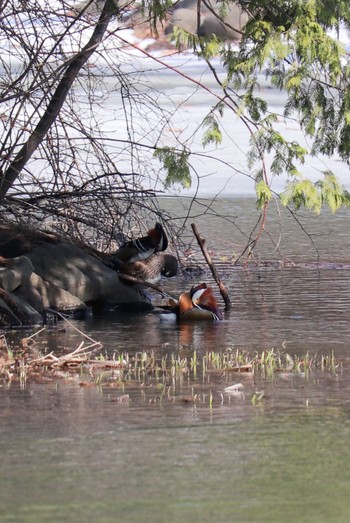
[
  {"x1": 141, "y1": 0, "x2": 173, "y2": 31},
  {"x1": 281, "y1": 172, "x2": 350, "y2": 213},
  {"x1": 156, "y1": 0, "x2": 350, "y2": 212},
  {"x1": 256, "y1": 179, "x2": 272, "y2": 207},
  {"x1": 235, "y1": 0, "x2": 350, "y2": 212},
  {"x1": 153, "y1": 147, "x2": 192, "y2": 188},
  {"x1": 202, "y1": 113, "x2": 223, "y2": 147}
]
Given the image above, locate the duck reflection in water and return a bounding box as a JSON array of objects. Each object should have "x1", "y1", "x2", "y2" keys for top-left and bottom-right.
[{"x1": 177, "y1": 319, "x2": 223, "y2": 348}]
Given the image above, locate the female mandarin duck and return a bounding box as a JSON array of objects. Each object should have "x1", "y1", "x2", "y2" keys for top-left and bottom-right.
[
  {"x1": 112, "y1": 223, "x2": 168, "y2": 263},
  {"x1": 163, "y1": 283, "x2": 223, "y2": 322},
  {"x1": 117, "y1": 253, "x2": 178, "y2": 284},
  {"x1": 109, "y1": 223, "x2": 177, "y2": 284}
]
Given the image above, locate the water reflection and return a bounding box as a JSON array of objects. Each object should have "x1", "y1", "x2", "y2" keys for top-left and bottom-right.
[
  {"x1": 1, "y1": 369, "x2": 350, "y2": 523},
  {"x1": 3, "y1": 197, "x2": 350, "y2": 522},
  {"x1": 72, "y1": 265, "x2": 350, "y2": 357}
]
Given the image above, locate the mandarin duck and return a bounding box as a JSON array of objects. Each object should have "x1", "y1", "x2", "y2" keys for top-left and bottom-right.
[
  {"x1": 161, "y1": 283, "x2": 223, "y2": 322},
  {"x1": 112, "y1": 223, "x2": 168, "y2": 264},
  {"x1": 117, "y1": 253, "x2": 178, "y2": 284}
]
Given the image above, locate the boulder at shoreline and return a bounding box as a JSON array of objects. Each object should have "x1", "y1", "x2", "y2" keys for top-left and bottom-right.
[{"x1": 0, "y1": 224, "x2": 153, "y2": 327}]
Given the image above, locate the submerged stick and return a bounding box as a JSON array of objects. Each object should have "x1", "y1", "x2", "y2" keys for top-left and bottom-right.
[
  {"x1": 191, "y1": 223, "x2": 232, "y2": 311},
  {"x1": 47, "y1": 309, "x2": 102, "y2": 346}
]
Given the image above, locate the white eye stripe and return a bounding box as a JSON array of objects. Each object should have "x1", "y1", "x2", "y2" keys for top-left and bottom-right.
[
  {"x1": 191, "y1": 288, "x2": 206, "y2": 302},
  {"x1": 134, "y1": 239, "x2": 148, "y2": 252},
  {"x1": 159, "y1": 236, "x2": 166, "y2": 250}
]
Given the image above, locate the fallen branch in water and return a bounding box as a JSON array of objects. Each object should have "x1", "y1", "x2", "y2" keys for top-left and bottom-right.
[
  {"x1": 191, "y1": 223, "x2": 232, "y2": 311},
  {"x1": 28, "y1": 339, "x2": 103, "y2": 367},
  {"x1": 0, "y1": 336, "x2": 111, "y2": 378},
  {"x1": 10, "y1": 312, "x2": 105, "y2": 371}
]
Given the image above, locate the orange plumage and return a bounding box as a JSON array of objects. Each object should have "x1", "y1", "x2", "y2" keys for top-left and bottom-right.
[{"x1": 177, "y1": 283, "x2": 223, "y2": 321}]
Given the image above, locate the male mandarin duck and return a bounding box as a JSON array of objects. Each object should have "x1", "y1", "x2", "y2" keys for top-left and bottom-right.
[
  {"x1": 161, "y1": 283, "x2": 223, "y2": 322},
  {"x1": 112, "y1": 223, "x2": 168, "y2": 263},
  {"x1": 180, "y1": 282, "x2": 223, "y2": 321}
]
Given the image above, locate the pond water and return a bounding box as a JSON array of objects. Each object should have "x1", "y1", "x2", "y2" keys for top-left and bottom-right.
[{"x1": 1, "y1": 197, "x2": 350, "y2": 522}]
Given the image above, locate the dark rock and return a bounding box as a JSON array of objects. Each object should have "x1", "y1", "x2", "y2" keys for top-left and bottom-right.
[{"x1": 0, "y1": 224, "x2": 152, "y2": 326}]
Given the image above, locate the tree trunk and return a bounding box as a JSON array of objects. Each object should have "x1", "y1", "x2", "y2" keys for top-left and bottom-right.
[{"x1": 0, "y1": 0, "x2": 115, "y2": 201}]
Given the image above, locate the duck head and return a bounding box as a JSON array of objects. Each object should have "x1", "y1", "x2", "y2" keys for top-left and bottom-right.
[{"x1": 178, "y1": 283, "x2": 223, "y2": 321}]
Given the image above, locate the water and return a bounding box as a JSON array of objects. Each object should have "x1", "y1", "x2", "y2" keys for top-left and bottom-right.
[
  {"x1": 2, "y1": 197, "x2": 350, "y2": 522},
  {"x1": 1, "y1": 374, "x2": 350, "y2": 522}
]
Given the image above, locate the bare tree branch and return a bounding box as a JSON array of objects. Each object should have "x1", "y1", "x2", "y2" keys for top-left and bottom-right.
[{"x1": 0, "y1": 0, "x2": 116, "y2": 200}]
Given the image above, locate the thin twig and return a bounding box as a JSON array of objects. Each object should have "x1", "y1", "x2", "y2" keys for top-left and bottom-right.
[
  {"x1": 191, "y1": 223, "x2": 232, "y2": 310},
  {"x1": 119, "y1": 273, "x2": 178, "y2": 300},
  {"x1": 24, "y1": 327, "x2": 46, "y2": 340},
  {"x1": 47, "y1": 309, "x2": 101, "y2": 346}
]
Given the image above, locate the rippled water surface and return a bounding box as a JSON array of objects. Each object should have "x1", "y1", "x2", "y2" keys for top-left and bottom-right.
[{"x1": 2, "y1": 197, "x2": 350, "y2": 523}]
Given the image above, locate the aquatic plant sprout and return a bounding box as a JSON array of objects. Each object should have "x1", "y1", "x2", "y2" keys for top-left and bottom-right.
[{"x1": 0, "y1": 324, "x2": 341, "y2": 411}]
